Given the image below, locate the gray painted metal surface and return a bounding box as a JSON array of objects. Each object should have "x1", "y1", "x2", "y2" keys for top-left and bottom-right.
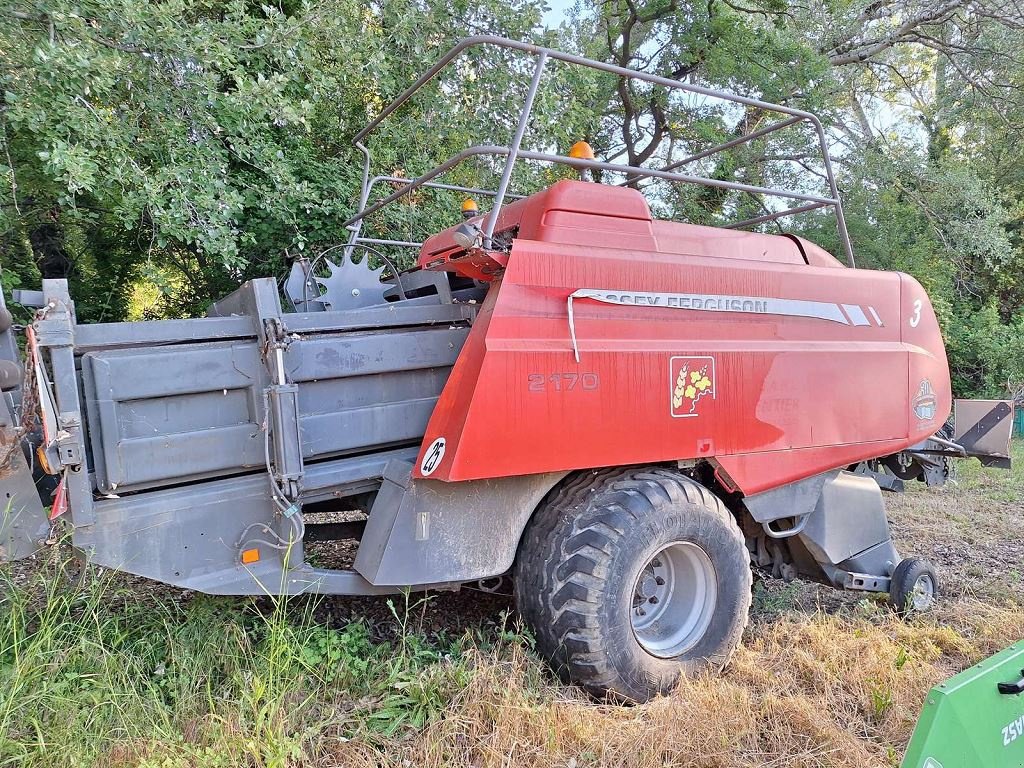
[
  {"x1": 7, "y1": 272, "x2": 502, "y2": 595},
  {"x1": 797, "y1": 470, "x2": 900, "y2": 589},
  {"x1": 954, "y1": 399, "x2": 1014, "y2": 467},
  {"x1": 0, "y1": 403, "x2": 48, "y2": 561},
  {"x1": 354, "y1": 460, "x2": 567, "y2": 585},
  {"x1": 80, "y1": 321, "x2": 469, "y2": 494},
  {"x1": 746, "y1": 468, "x2": 900, "y2": 590},
  {"x1": 743, "y1": 469, "x2": 831, "y2": 525},
  {"x1": 83, "y1": 450, "x2": 448, "y2": 595}
]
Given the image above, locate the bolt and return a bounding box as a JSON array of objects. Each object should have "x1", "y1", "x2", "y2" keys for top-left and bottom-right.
[
  {"x1": 651, "y1": 558, "x2": 662, "y2": 568},
  {"x1": 351, "y1": 288, "x2": 361, "y2": 297},
  {"x1": 655, "y1": 576, "x2": 666, "y2": 586},
  {"x1": 649, "y1": 596, "x2": 659, "y2": 604},
  {"x1": 637, "y1": 607, "x2": 646, "y2": 616}
]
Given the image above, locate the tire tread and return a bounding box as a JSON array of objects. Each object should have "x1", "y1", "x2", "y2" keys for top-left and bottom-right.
[{"x1": 514, "y1": 466, "x2": 752, "y2": 699}]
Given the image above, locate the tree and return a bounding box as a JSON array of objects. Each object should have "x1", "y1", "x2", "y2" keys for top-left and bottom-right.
[
  {"x1": 1, "y1": 0, "x2": 1021, "y2": 396},
  {"x1": 0, "y1": 0, "x2": 552, "y2": 316}
]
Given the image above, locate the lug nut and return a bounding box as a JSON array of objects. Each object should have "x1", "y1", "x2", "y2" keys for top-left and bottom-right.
[
  {"x1": 649, "y1": 596, "x2": 659, "y2": 604},
  {"x1": 655, "y1": 576, "x2": 665, "y2": 586}
]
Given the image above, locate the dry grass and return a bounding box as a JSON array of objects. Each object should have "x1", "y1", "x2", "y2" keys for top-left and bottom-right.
[
  {"x1": 327, "y1": 446, "x2": 1024, "y2": 768},
  {"x1": 324, "y1": 598, "x2": 1022, "y2": 768},
  {"x1": 3, "y1": 445, "x2": 1021, "y2": 768}
]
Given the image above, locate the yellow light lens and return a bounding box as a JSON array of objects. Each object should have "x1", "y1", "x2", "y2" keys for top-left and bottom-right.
[
  {"x1": 569, "y1": 141, "x2": 595, "y2": 160},
  {"x1": 241, "y1": 548, "x2": 260, "y2": 564},
  {"x1": 461, "y1": 198, "x2": 479, "y2": 214}
]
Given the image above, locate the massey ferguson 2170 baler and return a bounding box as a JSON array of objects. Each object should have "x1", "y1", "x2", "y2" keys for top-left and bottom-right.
[{"x1": 0, "y1": 37, "x2": 1014, "y2": 702}]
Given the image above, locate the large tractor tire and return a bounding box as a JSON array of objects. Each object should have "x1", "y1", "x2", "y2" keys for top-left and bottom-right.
[{"x1": 514, "y1": 467, "x2": 752, "y2": 702}]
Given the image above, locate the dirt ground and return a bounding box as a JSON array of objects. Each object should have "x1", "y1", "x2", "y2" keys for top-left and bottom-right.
[{"x1": 886, "y1": 460, "x2": 1023, "y2": 604}]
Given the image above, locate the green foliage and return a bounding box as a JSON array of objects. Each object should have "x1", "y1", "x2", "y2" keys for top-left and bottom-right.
[
  {"x1": 944, "y1": 303, "x2": 1024, "y2": 398},
  {"x1": 751, "y1": 579, "x2": 802, "y2": 617},
  {"x1": 0, "y1": 0, "x2": 551, "y2": 316},
  {"x1": 0, "y1": 0, "x2": 1022, "y2": 395},
  {"x1": 0, "y1": 555, "x2": 534, "y2": 767}
]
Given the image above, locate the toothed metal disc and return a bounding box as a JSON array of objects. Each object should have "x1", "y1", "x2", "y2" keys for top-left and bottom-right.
[{"x1": 314, "y1": 250, "x2": 389, "y2": 311}]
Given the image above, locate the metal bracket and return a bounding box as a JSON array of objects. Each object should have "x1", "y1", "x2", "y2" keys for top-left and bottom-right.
[
  {"x1": 851, "y1": 462, "x2": 905, "y2": 493},
  {"x1": 262, "y1": 315, "x2": 304, "y2": 502},
  {"x1": 34, "y1": 280, "x2": 93, "y2": 528},
  {"x1": 842, "y1": 571, "x2": 891, "y2": 593}
]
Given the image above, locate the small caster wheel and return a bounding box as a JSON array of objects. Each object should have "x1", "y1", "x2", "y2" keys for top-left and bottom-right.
[{"x1": 889, "y1": 557, "x2": 938, "y2": 615}]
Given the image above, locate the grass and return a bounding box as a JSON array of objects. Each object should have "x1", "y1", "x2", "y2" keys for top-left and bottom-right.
[
  {"x1": 956, "y1": 438, "x2": 1024, "y2": 502},
  {"x1": 0, "y1": 566, "x2": 513, "y2": 767},
  {"x1": 1, "y1": 444, "x2": 1021, "y2": 767}
]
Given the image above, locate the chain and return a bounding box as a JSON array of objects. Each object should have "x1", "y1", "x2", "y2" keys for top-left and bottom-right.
[{"x1": 0, "y1": 324, "x2": 40, "y2": 472}]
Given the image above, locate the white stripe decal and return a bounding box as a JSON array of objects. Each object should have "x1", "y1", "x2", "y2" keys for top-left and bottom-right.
[
  {"x1": 867, "y1": 306, "x2": 883, "y2": 326},
  {"x1": 842, "y1": 304, "x2": 870, "y2": 327},
  {"x1": 567, "y1": 288, "x2": 858, "y2": 361}
]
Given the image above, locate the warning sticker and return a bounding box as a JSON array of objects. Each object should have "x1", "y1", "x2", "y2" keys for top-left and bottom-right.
[{"x1": 670, "y1": 356, "x2": 716, "y2": 418}]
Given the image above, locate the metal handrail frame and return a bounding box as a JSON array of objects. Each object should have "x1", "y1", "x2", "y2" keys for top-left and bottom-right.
[{"x1": 344, "y1": 36, "x2": 855, "y2": 266}]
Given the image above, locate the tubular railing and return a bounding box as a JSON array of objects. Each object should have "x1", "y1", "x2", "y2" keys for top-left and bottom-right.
[{"x1": 344, "y1": 36, "x2": 855, "y2": 267}]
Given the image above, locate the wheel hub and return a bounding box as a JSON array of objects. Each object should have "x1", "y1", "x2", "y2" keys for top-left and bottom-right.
[
  {"x1": 912, "y1": 573, "x2": 935, "y2": 610},
  {"x1": 630, "y1": 541, "x2": 718, "y2": 658},
  {"x1": 638, "y1": 573, "x2": 660, "y2": 601}
]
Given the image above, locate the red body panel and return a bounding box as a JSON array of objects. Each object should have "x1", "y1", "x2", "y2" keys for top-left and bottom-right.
[{"x1": 415, "y1": 181, "x2": 951, "y2": 495}]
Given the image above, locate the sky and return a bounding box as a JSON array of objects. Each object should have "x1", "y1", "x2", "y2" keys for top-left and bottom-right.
[{"x1": 542, "y1": 0, "x2": 573, "y2": 28}]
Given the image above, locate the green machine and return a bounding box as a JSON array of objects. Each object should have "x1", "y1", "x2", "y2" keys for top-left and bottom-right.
[{"x1": 902, "y1": 642, "x2": 1024, "y2": 767}]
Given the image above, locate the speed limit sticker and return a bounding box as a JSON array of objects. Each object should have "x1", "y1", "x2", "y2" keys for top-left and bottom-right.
[{"x1": 420, "y1": 437, "x2": 446, "y2": 476}]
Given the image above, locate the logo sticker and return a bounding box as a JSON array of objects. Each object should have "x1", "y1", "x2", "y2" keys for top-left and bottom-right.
[
  {"x1": 670, "y1": 356, "x2": 716, "y2": 418},
  {"x1": 913, "y1": 379, "x2": 937, "y2": 421},
  {"x1": 923, "y1": 759, "x2": 943, "y2": 768},
  {"x1": 420, "y1": 437, "x2": 446, "y2": 476}
]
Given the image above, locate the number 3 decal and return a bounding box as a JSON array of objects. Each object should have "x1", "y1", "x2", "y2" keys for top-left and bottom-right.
[{"x1": 909, "y1": 299, "x2": 922, "y2": 328}]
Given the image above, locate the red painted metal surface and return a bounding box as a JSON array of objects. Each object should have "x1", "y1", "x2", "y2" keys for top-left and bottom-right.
[{"x1": 415, "y1": 180, "x2": 951, "y2": 495}]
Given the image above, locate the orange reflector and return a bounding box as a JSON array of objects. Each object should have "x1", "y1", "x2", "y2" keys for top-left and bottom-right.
[
  {"x1": 241, "y1": 548, "x2": 260, "y2": 564},
  {"x1": 461, "y1": 198, "x2": 479, "y2": 218},
  {"x1": 36, "y1": 446, "x2": 55, "y2": 475},
  {"x1": 569, "y1": 140, "x2": 595, "y2": 160}
]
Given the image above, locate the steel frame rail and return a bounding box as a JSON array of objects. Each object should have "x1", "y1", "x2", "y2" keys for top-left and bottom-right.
[{"x1": 344, "y1": 35, "x2": 856, "y2": 267}]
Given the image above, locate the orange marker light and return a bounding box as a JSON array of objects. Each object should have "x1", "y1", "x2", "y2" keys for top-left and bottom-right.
[
  {"x1": 568, "y1": 141, "x2": 595, "y2": 160},
  {"x1": 461, "y1": 198, "x2": 479, "y2": 219},
  {"x1": 241, "y1": 548, "x2": 260, "y2": 565}
]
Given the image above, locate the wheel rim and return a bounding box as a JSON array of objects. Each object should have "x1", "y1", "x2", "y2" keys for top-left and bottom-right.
[
  {"x1": 630, "y1": 541, "x2": 718, "y2": 658},
  {"x1": 911, "y1": 573, "x2": 935, "y2": 610}
]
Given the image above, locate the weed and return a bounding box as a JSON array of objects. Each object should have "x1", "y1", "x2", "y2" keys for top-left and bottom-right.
[
  {"x1": 869, "y1": 678, "x2": 896, "y2": 718},
  {"x1": 894, "y1": 646, "x2": 910, "y2": 670},
  {"x1": 0, "y1": 441, "x2": 1020, "y2": 766},
  {"x1": 751, "y1": 579, "x2": 801, "y2": 617}
]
